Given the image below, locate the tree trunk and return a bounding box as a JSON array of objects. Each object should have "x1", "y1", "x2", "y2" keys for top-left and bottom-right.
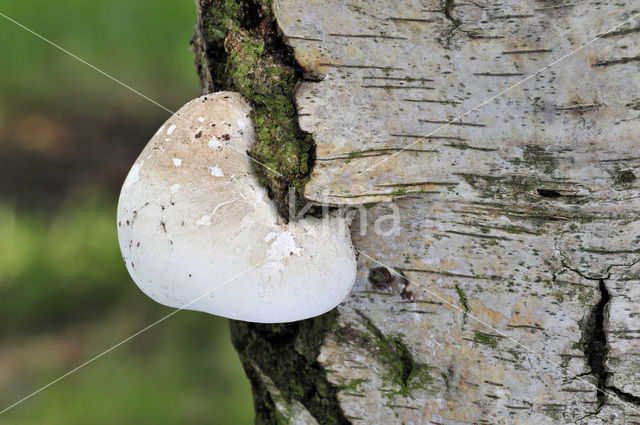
[{"x1": 192, "y1": 0, "x2": 640, "y2": 423}]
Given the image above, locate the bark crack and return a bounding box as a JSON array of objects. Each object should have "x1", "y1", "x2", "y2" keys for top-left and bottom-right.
[
  {"x1": 229, "y1": 313, "x2": 352, "y2": 425},
  {"x1": 191, "y1": 0, "x2": 317, "y2": 219},
  {"x1": 604, "y1": 385, "x2": 640, "y2": 407},
  {"x1": 582, "y1": 279, "x2": 640, "y2": 411},
  {"x1": 555, "y1": 236, "x2": 640, "y2": 411},
  {"x1": 436, "y1": 0, "x2": 464, "y2": 48},
  {"x1": 582, "y1": 279, "x2": 610, "y2": 410}
]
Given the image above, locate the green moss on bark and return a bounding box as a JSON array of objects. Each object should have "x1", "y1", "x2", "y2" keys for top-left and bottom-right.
[
  {"x1": 473, "y1": 331, "x2": 499, "y2": 348},
  {"x1": 195, "y1": 0, "x2": 314, "y2": 218},
  {"x1": 229, "y1": 312, "x2": 350, "y2": 425},
  {"x1": 355, "y1": 310, "x2": 433, "y2": 399}
]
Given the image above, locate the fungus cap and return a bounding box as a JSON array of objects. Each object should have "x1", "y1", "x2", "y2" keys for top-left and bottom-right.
[{"x1": 117, "y1": 92, "x2": 356, "y2": 323}]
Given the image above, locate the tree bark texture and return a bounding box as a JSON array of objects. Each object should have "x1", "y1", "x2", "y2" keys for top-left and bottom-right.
[{"x1": 193, "y1": 0, "x2": 640, "y2": 423}]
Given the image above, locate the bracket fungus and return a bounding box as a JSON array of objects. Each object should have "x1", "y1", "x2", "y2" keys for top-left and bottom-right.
[{"x1": 117, "y1": 92, "x2": 357, "y2": 323}]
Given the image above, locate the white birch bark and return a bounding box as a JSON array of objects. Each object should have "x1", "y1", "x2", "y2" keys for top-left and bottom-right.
[{"x1": 265, "y1": 0, "x2": 640, "y2": 423}]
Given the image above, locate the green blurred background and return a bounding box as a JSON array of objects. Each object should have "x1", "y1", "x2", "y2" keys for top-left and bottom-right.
[{"x1": 0, "y1": 0, "x2": 253, "y2": 423}]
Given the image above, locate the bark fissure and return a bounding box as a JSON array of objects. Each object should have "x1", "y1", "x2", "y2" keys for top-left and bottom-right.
[
  {"x1": 582, "y1": 278, "x2": 640, "y2": 410},
  {"x1": 441, "y1": 0, "x2": 463, "y2": 47},
  {"x1": 605, "y1": 385, "x2": 640, "y2": 407},
  {"x1": 537, "y1": 189, "x2": 563, "y2": 198},
  {"x1": 229, "y1": 313, "x2": 351, "y2": 425},
  {"x1": 582, "y1": 279, "x2": 610, "y2": 409},
  {"x1": 192, "y1": 0, "x2": 316, "y2": 219}
]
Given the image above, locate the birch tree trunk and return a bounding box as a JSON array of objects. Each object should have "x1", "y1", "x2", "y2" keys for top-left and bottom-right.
[{"x1": 192, "y1": 0, "x2": 640, "y2": 423}]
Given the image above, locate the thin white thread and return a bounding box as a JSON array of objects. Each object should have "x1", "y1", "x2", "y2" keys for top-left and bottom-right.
[
  {"x1": 0, "y1": 11, "x2": 283, "y2": 177},
  {"x1": 357, "y1": 11, "x2": 640, "y2": 177},
  {"x1": 357, "y1": 249, "x2": 640, "y2": 416}
]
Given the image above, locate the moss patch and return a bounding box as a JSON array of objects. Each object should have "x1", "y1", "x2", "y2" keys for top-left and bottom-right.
[
  {"x1": 339, "y1": 378, "x2": 367, "y2": 393},
  {"x1": 195, "y1": 0, "x2": 314, "y2": 218},
  {"x1": 455, "y1": 284, "x2": 469, "y2": 324},
  {"x1": 356, "y1": 310, "x2": 432, "y2": 399},
  {"x1": 473, "y1": 331, "x2": 499, "y2": 348},
  {"x1": 229, "y1": 311, "x2": 349, "y2": 425}
]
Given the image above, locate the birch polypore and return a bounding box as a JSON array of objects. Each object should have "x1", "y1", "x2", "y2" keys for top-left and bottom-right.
[{"x1": 117, "y1": 92, "x2": 356, "y2": 323}]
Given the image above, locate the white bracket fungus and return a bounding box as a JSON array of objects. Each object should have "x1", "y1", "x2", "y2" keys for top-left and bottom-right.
[{"x1": 117, "y1": 92, "x2": 357, "y2": 323}]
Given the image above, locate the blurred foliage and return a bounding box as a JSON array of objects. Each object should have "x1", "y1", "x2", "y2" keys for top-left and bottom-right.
[
  {"x1": 0, "y1": 192, "x2": 146, "y2": 330},
  {"x1": 0, "y1": 0, "x2": 198, "y2": 111},
  {"x1": 0, "y1": 0, "x2": 254, "y2": 423}
]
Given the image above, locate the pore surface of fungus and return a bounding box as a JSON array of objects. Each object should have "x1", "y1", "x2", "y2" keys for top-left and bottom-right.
[{"x1": 117, "y1": 92, "x2": 356, "y2": 323}]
